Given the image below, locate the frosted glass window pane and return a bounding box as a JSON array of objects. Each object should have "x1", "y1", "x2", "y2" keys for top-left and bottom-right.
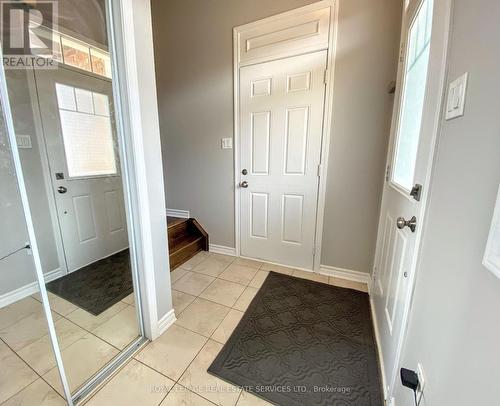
[
  {"x1": 55, "y1": 84, "x2": 76, "y2": 111},
  {"x1": 392, "y1": 0, "x2": 433, "y2": 191},
  {"x1": 75, "y1": 88, "x2": 94, "y2": 114},
  {"x1": 93, "y1": 93, "x2": 110, "y2": 116},
  {"x1": 56, "y1": 84, "x2": 116, "y2": 178}
]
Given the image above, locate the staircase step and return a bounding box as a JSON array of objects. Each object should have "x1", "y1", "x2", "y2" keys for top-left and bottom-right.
[{"x1": 167, "y1": 216, "x2": 209, "y2": 271}]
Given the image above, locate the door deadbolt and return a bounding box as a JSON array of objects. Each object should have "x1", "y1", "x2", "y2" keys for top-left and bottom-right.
[
  {"x1": 241, "y1": 169, "x2": 248, "y2": 175},
  {"x1": 57, "y1": 186, "x2": 68, "y2": 194},
  {"x1": 396, "y1": 216, "x2": 417, "y2": 232}
]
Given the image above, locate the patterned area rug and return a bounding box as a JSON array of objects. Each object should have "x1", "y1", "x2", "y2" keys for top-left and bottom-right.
[
  {"x1": 208, "y1": 272, "x2": 383, "y2": 406},
  {"x1": 46, "y1": 249, "x2": 132, "y2": 315}
]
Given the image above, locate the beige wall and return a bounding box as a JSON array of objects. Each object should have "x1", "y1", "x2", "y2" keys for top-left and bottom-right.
[
  {"x1": 395, "y1": 0, "x2": 500, "y2": 404},
  {"x1": 152, "y1": 0, "x2": 401, "y2": 273}
]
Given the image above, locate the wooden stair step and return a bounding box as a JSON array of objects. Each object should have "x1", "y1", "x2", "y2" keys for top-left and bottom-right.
[{"x1": 167, "y1": 216, "x2": 209, "y2": 271}]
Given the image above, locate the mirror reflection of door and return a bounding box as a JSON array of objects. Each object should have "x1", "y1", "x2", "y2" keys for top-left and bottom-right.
[
  {"x1": 1, "y1": 7, "x2": 144, "y2": 400},
  {"x1": 35, "y1": 67, "x2": 128, "y2": 272}
]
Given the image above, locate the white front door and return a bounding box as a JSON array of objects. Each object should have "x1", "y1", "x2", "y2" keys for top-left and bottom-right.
[
  {"x1": 35, "y1": 67, "x2": 128, "y2": 272},
  {"x1": 239, "y1": 51, "x2": 327, "y2": 269},
  {"x1": 372, "y1": 0, "x2": 449, "y2": 398}
]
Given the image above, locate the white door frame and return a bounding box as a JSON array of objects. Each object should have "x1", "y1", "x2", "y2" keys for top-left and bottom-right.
[
  {"x1": 233, "y1": 0, "x2": 339, "y2": 271},
  {"x1": 371, "y1": 0, "x2": 453, "y2": 399}
]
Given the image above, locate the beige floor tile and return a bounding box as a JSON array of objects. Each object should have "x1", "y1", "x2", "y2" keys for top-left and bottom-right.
[
  {"x1": 121, "y1": 293, "x2": 135, "y2": 306},
  {"x1": 65, "y1": 301, "x2": 127, "y2": 331},
  {"x1": 190, "y1": 256, "x2": 232, "y2": 278},
  {"x1": 212, "y1": 309, "x2": 244, "y2": 344},
  {"x1": 32, "y1": 292, "x2": 78, "y2": 316},
  {"x1": 170, "y1": 267, "x2": 189, "y2": 283},
  {"x1": 86, "y1": 359, "x2": 174, "y2": 406},
  {"x1": 199, "y1": 279, "x2": 246, "y2": 307},
  {"x1": 292, "y1": 270, "x2": 329, "y2": 284},
  {"x1": 209, "y1": 253, "x2": 236, "y2": 263},
  {"x1": 233, "y1": 287, "x2": 259, "y2": 312},
  {"x1": 2, "y1": 378, "x2": 66, "y2": 406},
  {"x1": 92, "y1": 306, "x2": 140, "y2": 350},
  {"x1": 259, "y1": 263, "x2": 294, "y2": 274},
  {"x1": 248, "y1": 271, "x2": 269, "y2": 289},
  {"x1": 17, "y1": 318, "x2": 87, "y2": 375},
  {"x1": 0, "y1": 297, "x2": 43, "y2": 330},
  {"x1": 0, "y1": 341, "x2": 38, "y2": 404},
  {"x1": 160, "y1": 384, "x2": 215, "y2": 406},
  {"x1": 0, "y1": 308, "x2": 60, "y2": 352},
  {"x1": 172, "y1": 290, "x2": 196, "y2": 316},
  {"x1": 237, "y1": 390, "x2": 274, "y2": 406},
  {"x1": 219, "y1": 264, "x2": 259, "y2": 286},
  {"x1": 328, "y1": 277, "x2": 368, "y2": 293},
  {"x1": 179, "y1": 251, "x2": 210, "y2": 271},
  {"x1": 179, "y1": 340, "x2": 241, "y2": 406},
  {"x1": 176, "y1": 298, "x2": 230, "y2": 337},
  {"x1": 173, "y1": 272, "x2": 215, "y2": 296},
  {"x1": 232, "y1": 257, "x2": 263, "y2": 269},
  {"x1": 43, "y1": 334, "x2": 118, "y2": 394},
  {"x1": 135, "y1": 324, "x2": 207, "y2": 381}
]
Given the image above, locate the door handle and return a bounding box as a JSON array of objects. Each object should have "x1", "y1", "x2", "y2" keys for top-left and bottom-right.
[
  {"x1": 240, "y1": 181, "x2": 249, "y2": 188},
  {"x1": 57, "y1": 186, "x2": 67, "y2": 194},
  {"x1": 396, "y1": 216, "x2": 417, "y2": 232}
]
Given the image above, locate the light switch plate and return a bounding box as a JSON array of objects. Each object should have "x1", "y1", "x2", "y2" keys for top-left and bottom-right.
[
  {"x1": 16, "y1": 134, "x2": 32, "y2": 149},
  {"x1": 221, "y1": 137, "x2": 233, "y2": 149},
  {"x1": 445, "y1": 72, "x2": 468, "y2": 120}
]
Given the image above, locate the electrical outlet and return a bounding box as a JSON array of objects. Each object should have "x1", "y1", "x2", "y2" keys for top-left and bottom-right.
[{"x1": 416, "y1": 363, "x2": 426, "y2": 402}]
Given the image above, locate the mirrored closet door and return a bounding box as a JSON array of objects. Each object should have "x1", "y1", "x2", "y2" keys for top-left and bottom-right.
[{"x1": 0, "y1": 0, "x2": 146, "y2": 403}]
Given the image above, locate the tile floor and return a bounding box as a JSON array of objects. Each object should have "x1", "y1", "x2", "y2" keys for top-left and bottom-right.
[
  {"x1": 0, "y1": 289, "x2": 138, "y2": 405},
  {"x1": 0, "y1": 252, "x2": 368, "y2": 405}
]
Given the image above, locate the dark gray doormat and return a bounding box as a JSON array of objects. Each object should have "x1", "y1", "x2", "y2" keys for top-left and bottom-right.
[
  {"x1": 46, "y1": 249, "x2": 133, "y2": 316},
  {"x1": 208, "y1": 272, "x2": 383, "y2": 406}
]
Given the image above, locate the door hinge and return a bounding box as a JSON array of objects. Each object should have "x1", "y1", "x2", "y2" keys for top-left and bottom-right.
[
  {"x1": 324, "y1": 68, "x2": 329, "y2": 84},
  {"x1": 399, "y1": 44, "x2": 405, "y2": 63},
  {"x1": 317, "y1": 163, "x2": 322, "y2": 177},
  {"x1": 385, "y1": 165, "x2": 391, "y2": 181}
]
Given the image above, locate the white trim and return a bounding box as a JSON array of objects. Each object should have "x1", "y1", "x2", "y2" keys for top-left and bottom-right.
[
  {"x1": 483, "y1": 184, "x2": 500, "y2": 279},
  {"x1": 157, "y1": 309, "x2": 176, "y2": 336},
  {"x1": 166, "y1": 208, "x2": 190, "y2": 219},
  {"x1": 209, "y1": 244, "x2": 237, "y2": 257},
  {"x1": 233, "y1": 0, "x2": 339, "y2": 272},
  {"x1": 319, "y1": 264, "x2": 371, "y2": 285},
  {"x1": 370, "y1": 297, "x2": 389, "y2": 401},
  {"x1": 0, "y1": 268, "x2": 64, "y2": 308}
]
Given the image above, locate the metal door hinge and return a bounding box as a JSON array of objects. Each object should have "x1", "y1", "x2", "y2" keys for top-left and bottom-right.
[
  {"x1": 317, "y1": 163, "x2": 322, "y2": 177},
  {"x1": 385, "y1": 165, "x2": 391, "y2": 181},
  {"x1": 399, "y1": 45, "x2": 405, "y2": 63},
  {"x1": 324, "y1": 68, "x2": 329, "y2": 84}
]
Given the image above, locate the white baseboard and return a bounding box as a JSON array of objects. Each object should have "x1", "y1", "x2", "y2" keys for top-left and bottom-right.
[
  {"x1": 209, "y1": 244, "x2": 237, "y2": 257},
  {"x1": 0, "y1": 268, "x2": 64, "y2": 308},
  {"x1": 157, "y1": 309, "x2": 176, "y2": 337},
  {"x1": 319, "y1": 264, "x2": 371, "y2": 285},
  {"x1": 166, "y1": 208, "x2": 190, "y2": 219}
]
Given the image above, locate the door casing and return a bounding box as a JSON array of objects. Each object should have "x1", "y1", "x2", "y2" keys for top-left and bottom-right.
[
  {"x1": 370, "y1": 0, "x2": 453, "y2": 400},
  {"x1": 233, "y1": 0, "x2": 339, "y2": 272}
]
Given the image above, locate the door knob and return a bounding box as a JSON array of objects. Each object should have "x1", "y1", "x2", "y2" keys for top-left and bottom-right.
[
  {"x1": 57, "y1": 186, "x2": 67, "y2": 194},
  {"x1": 240, "y1": 181, "x2": 249, "y2": 188},
  {"x1": 396, "y1": 216, "x2": 417, "y2": 232}
]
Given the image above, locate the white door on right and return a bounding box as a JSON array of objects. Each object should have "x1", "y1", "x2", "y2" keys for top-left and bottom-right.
[
  {"x1": 372, "y1": 0, "x2": 440, "y2": 397},
  {"x1": 239, "y1": 51, "x2": 327, "y2": 269}
]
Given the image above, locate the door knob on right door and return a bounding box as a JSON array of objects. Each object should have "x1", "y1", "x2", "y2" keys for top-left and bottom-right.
[{"x1": 397, "y1": 216, "x2": 417, "y2": 232}]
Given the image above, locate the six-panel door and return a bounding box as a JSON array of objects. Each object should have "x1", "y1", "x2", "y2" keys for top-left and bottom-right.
[{"x1": 240, "y1": 50, "x2": 327, "y2": 269}]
